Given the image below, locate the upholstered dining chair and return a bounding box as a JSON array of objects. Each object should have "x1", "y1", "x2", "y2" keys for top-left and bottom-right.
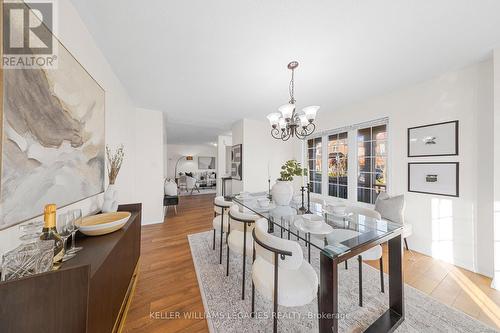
[
  {"x1": 251, "y1": 219, "x2": 318, "y2": 333},
  {"x1": 374, "y1": 193, "x2": 411, "y2": 250},
  {"x1": 327, "y1": 206, "x2": 384, "y2": 307},
  {"x1": 227, "y1": 205, "x2": 259, "y2": 299},
  {"x1": 186, "y1": 176, "x2": 200, "y2": 195},
  {"x1": 213, "y1": 196, "x2": 233, "y2": 264},
  {"x1": 177, "y1": 175, "x2": 187, "y2": 192}
]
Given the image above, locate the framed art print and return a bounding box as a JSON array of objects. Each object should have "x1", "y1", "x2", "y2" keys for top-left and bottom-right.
[
  {"x1": 231, "y1": 144, "x2": 242, "y2": 180},
  {"x1": 407, "y1": 120, "x2": 458, "y2": 157},
  {"x1": 408, "y1": 162, "x2": 459, "y2": 197}
]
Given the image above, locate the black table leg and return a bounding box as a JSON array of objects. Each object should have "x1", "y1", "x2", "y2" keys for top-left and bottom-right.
[
  {"x1": 389, "y1": 234, "x2": 404, "y2": 318},
  {"x1": 308, "y1": 233, "x2": 311, "y2": 263},
  {"x1": 364, "y1": 234, "x2": 404, "y2": 332},
  {"x1": 319, "y1": 252, "x2": 338, "y2": 333}
]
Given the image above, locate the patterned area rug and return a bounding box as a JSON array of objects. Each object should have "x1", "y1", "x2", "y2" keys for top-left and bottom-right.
[
  {"x1": 179, "y1": 188, "x2": 217, "y2": 196},
  {"x1": 188, "y1": 230, "x2": 497, "y2": 333}
]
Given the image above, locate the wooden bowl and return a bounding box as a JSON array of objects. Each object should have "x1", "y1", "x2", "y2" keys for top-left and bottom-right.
[{"x1": 79, "y1": 212, "x2": 131, "y2": 236}]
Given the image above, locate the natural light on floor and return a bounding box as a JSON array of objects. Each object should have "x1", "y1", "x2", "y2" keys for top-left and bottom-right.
[
  {"x1": 431, "y1": 198, "x2": 454, "y2": 263},
  {"x1": 494, "y1": 202, "x2": 500, "y2": 291},
  {"x1": 449, "y1": 268, "x2": 500, "y2": 327}
]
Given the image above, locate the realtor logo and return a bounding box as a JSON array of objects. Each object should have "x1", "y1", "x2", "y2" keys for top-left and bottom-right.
[{"x1": 2, "y1": 0, "x2": 57, "y2": 68}]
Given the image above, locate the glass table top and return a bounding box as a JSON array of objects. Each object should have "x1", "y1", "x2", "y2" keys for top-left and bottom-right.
[{"x1": 231, "y1": 192, "x2": 403, "y2": 260}]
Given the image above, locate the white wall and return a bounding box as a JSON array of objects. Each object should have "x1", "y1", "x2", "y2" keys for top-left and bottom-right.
[
  {"x1": 476, "y1": 58, "x2": 495, "y2": 277},
  {"x1": 163, "y1": 113, "x2": 169, "y2": 178},
  {"x1": 231, "y1": 119, "x2": 296, "y2": 193},
  {"x1": 217, "y1": 135, "x2": 232, "y2": 195},
  {"x1": 0, "y1": 0, "x2": 165, "y2": 255},
  {"x1": 166, "y1": 144, "x2": 217, "y2": 179},
  {"x1": 493, "y1": 49, "x2": 500, "y2": 289},
  {"x1": 300, "y1": 60, "x2": 494, "y2": 275},
  {"x1": 135, "y1": 108, "x2": 165, "y2": 225}
]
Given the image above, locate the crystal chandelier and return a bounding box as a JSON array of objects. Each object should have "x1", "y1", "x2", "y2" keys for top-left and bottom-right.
[{"x1": 267, "y1": 61, "x2": 319, "y2": 141}]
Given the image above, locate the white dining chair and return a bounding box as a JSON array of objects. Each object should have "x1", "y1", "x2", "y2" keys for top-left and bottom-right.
[
  {"x1": 327, "y1": 205, "x2": 384, "y2": 307},
  {"x1": 186, "y1": 176, "x2": 200, "y2": 194},
  {"x1": 374, "y1": 193, "x2": 411, "y2": 250},
  {"x1": 213, "y1": 196, "x2": 233, "y2": 264},
  {"x1": 227, "y1": 204, "x2": 259, "y2": 299},
  {"x1": 251, "y1": 218, "x2": 318, "y2": 333}
]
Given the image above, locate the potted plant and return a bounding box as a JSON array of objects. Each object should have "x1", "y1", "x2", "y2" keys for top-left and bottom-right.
[{"x1": 272, "y1": 160, "x2": 307, "y2": 206}]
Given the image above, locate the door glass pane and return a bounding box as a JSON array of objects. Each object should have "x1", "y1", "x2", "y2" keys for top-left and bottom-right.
[
  {"x1": 358, "y1": 172, "x2": 372, "y2": 188},
  {"x1": 358, "y1": 188, "x2": 371, "y2": 203},
  {"x1": 372, "y1": 125, "x2": 387, "y2": 140},
  {"x1": 308, "y1": 149, "x2": 315, "y2": 159},
  {"x1": 357, "y1": 124, "x2": 387, "y2": 204},
  {"x1": 358, "y1": 157, "x2": 372, "y2": 172},
  {"x1": 338, "y1": 185, "x2": 348, "y2": 199},
  {"x1": 307, "y1": 139, "x2": 314, "y2": 149},
  {"x1": 358, "y1": 141, "x2": 372, "y2": 158},
  {"x1": 374, "y1": 140, "x2": 387, "y2": 156},
  {"x1": 328, "y1": 184, "x2": 338, "y2": 197},
  {"x1": 357, "y1": 127, "x2": 371, "y2": 142},
  {"x1": 328, "y1": 132, "x2": 348, "y2": 199}
]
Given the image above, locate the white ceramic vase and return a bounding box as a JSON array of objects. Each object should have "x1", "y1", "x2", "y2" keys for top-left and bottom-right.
[
  {"x1": 271, "y1": 180, "x2": 294, "y2": 206},
  {"x1": 102, "y1": 184, "x2": 119, "y2": 213}
]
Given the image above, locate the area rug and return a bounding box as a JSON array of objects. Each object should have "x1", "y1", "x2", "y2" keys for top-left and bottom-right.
[
  {"x1": 179, "y1": 188, "x2": 217, "y2": 196},
  {"x1": 188, "y1": 230, "x2": 497, "y2": 333}
]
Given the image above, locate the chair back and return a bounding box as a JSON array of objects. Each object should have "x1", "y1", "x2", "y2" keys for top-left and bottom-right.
[
  {"x1": 228, "y1": 205, "x2": 258, "y2": 233},
  {"x1": 164, "y1": 179, "x2": 178, "y2": 196},
  {"x1": 186, "y1": 176, "x2": 197, "y2": 189},
  {"x1": 345, "y1": 205, "x2": 381, "y2": 220},
  {"x1": 253, "y1": 219, "x2": 303, "y2": 270},
  {"x1": 374, "y1": 193, "x2": 405, "y2": 224},
  {"x1": 178, "y1": 175, "x2": 187, "y2": 186},
  {"x1": 214, "y1": 196, "x2": 232, "y2": 214}
]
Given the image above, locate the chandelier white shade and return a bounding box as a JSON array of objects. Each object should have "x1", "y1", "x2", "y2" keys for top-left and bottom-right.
[
  {"x1": 302, "y1": 105, "x2": 320, "y2": 121},
  {"x1": 278, "y1": 103, "x2": 295, "y2": 119},
  {"x1": 267, "y1": 61, "x2": 319, "y2": 141}
]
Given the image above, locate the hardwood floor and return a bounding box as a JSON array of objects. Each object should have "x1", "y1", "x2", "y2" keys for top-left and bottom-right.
[
  {"x1": 122, "y1": 194, "x2": 213, "y2": 333},
  {"x1": 123, "y1": 194, "x2": 500, "y2": 332}
]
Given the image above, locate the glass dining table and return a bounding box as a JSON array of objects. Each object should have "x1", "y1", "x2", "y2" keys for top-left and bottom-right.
[{"x1": 231, "y1": 192, "x2": 405, "y2": 333}]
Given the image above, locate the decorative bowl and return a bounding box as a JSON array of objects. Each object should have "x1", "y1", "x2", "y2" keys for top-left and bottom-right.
[
  {"x1": 302, "y1": 214, "x2": 323, "y2": 230},
  {"x1": 79, "y1": 212, "x2": 131, "y2": 236},
  {"x1": 325, "y1": 204, "x2": 347, "y2": 216},
  {"x1": 257, "y1": 198, "x2": 270, "y2": 207}
]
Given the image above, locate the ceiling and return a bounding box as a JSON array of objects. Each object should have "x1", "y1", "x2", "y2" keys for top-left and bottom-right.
[{"x1": 71, "y1": 0, "x2": 500, "y2": 145}]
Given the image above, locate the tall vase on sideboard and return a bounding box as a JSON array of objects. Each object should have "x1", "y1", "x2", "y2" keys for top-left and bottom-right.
[
  {"x1": 102, "y1": 184, "x2": 119, "y2": 213},
  {"x1": 103, "y1": 145, "x2": 124, "y2": 213}
]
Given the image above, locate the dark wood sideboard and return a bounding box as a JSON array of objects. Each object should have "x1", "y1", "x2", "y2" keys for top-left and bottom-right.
[{"x1": 0, "y1": 203, "x2": 142, "y2": 333}]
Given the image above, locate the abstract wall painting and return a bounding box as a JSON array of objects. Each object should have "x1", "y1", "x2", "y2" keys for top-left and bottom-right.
[{"x1": 0, "y1": 40, "x2": 105, "y2": 230}]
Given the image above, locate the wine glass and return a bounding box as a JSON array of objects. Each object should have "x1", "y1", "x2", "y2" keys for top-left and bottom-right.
[
  {"x1": 57, "y1": 213, "x2": 76, "y2": 262},
  {"x1": 67, "y1": 209, "x2": 83, "y2": 254}
]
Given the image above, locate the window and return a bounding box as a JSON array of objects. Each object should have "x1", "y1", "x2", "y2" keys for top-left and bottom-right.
[
  {"x1": 307, "y1": 137, "x2": 322, "y2": 194},
  {"x1": 357, "y1": 124, "x2": 387, "y2": 204},
  {"x1": 328, "y1": 132, "x2": 348, "y2": 199}
]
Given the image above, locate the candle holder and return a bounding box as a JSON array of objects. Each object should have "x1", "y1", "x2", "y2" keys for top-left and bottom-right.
[
  {"x1": 268, "y1": 179, "x2": 272, "y2": 199},
  {"x1": 306, "y1": 183, "x2": 312, "y2": 214},
  {"x1": 298, "y1": 186, "x2": 307, "y2": 213}
]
